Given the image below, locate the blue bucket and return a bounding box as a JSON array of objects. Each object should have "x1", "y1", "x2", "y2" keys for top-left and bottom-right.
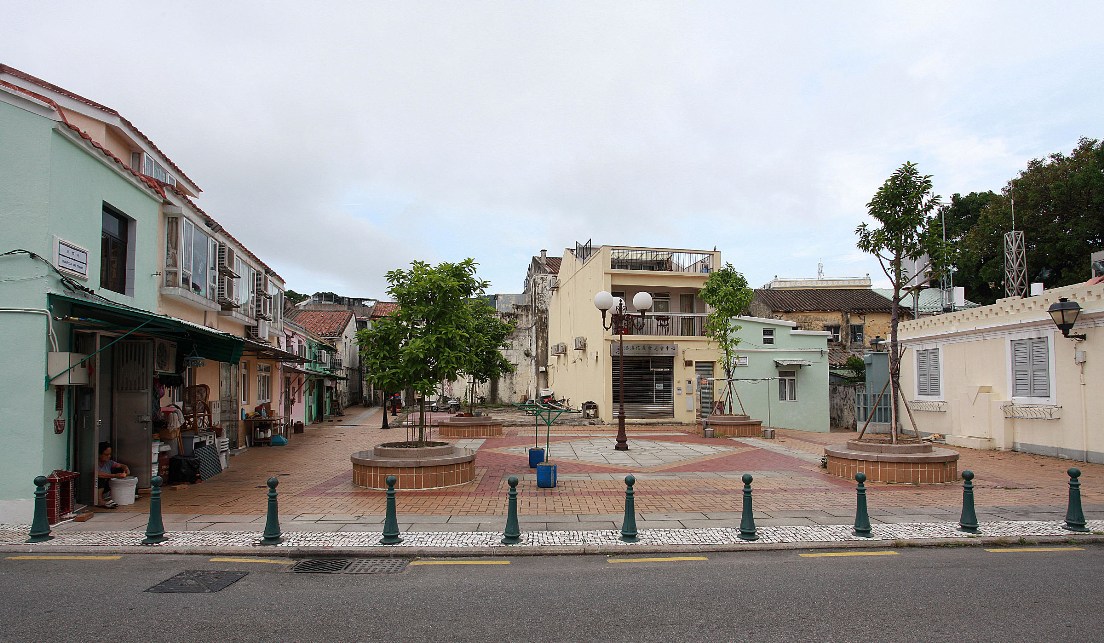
[
  {"x1": 536, "y1": 463, "x2": 557, "y2": 488},
  {"x1": 528, "y1": 448, "x2": 545, "y2": 468}
]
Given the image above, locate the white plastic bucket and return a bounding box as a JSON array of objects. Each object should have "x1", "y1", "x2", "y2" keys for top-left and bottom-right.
[{"x1": 108, "y1": 477, "x2": 138, "y2": 505}]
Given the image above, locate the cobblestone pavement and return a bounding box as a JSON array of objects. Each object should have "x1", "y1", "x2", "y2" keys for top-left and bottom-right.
[{"x1": 6, "y1": 404, "x2": 1101, "y2": 554}]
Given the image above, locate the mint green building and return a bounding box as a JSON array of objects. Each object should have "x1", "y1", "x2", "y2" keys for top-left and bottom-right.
[{"x1": 721, "y1": 316, "x2": 830, "y2": 432}]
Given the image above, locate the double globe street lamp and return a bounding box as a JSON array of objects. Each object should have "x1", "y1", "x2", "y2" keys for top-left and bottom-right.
[{"x1": 594, "y1": 290, "x2": 653, "y2": 451}]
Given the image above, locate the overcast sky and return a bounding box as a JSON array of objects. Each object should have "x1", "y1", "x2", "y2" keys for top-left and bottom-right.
[{"x1": 5, "y1": 1, "x2": 1101, "y2": 297}]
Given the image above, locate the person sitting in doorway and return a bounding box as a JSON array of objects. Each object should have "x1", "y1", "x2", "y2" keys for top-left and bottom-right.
[{"x1": 97, "y1": 441, "x2": 130, "y2": 508}]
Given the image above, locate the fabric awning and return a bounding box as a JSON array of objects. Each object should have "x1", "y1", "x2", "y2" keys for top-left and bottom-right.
[
  {"x1": 774, "y1": 359, "x2": 812, "y2": 367},
  {"x1": 49, "y1": 293, "x2": 244, "y2": 363},
  {"x1": 242, "y1": 338, "x2": 309, "y2": 364}
]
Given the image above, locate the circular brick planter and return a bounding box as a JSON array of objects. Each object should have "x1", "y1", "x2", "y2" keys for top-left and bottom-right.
[
  {"x1": 704, "y1": 415, "x2": 763, "y2": 438},
  {"x1": 437, "y1": 416, "x2": 504, "y2": 438},
  {"x1": 351, "y1": 443, "x2": 476, "y2": 490},
  {"x1": 824, "y1": 440, "x2": 960, "y2": 484}
]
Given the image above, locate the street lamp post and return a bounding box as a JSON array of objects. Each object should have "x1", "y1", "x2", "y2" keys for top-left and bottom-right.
[{"x1": 594, "y1": 290, "x2": 653, "y2": 451}]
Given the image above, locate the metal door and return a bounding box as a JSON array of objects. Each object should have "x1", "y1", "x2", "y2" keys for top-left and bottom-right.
[
  {"x1": 612, "y1": 356, "x2": 674, "y2": 418},
  {"x1": 113, "y1": 340, "x2": 153, "y2": 487},
  {"x1": 696, "y1": 362, "x2": 715, "y2": 417}
]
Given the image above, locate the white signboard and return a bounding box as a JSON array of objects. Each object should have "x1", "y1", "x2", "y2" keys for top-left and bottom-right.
[
  {"x1": 56, "y1": 239, "x2": 89, "y2": 279},
  {"x1": 611, "y1": 343, "x2": 678, "y2": 357},
  {"x1": 733, "y1": 356, "x2": 749, "y2": 367}
]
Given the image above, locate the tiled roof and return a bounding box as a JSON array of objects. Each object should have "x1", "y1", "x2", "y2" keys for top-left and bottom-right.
[
  {"x1": 753, "y1": 288, "x2": 894, "y2": 314},
  {"x1": 872, "y1": 288, "x2": 981, "y2": 314},
  {"x1": 544, "y1": 257, "x2": 561, "y2": 274},
  {"x1": 0, "y1": 64, "x2": 200, "y2": 193},
  {"x1": 0, "y1": 79, "x2": 166, "y2": 199},
  {"x1": 370, "y1": 302, "x2": 399, "y2": 318},
  {"x1": 287, "y1": 310, "x2": 354, "y2": 337}
]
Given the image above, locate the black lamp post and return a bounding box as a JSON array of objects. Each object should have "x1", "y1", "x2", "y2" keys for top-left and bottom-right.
[
  {"x1": 595, "y1": 290, "x2": 653, "y2": 451},
  {"x1": 1048, "y1": 297, "x2": 1087, "y2": 340}
]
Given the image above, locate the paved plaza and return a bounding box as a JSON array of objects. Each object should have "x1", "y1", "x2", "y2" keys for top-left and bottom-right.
[{"x1": 3, "y1": 405, "x2": 1101, "y2": 554}]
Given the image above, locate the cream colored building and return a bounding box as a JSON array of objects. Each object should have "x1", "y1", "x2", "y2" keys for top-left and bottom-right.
[
  {"x1": 898, "y1": 282, "x2": 1103, "y2": 462},
  {"x1": 547, "y1": 244, "x2": 721, "y2": 423}
]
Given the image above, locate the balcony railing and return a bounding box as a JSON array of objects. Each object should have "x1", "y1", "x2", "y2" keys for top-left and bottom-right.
[
  {"x1": 610, "y1": 248, "x2": 714, "y2": 274},
  {"x1": 616, "y1": 313, "x2": 708, "y2": 337}
]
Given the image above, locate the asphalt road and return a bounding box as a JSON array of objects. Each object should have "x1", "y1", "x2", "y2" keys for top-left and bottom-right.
[{"x1": 2, "y1": 545, "x2": 1101, "y2": 642}]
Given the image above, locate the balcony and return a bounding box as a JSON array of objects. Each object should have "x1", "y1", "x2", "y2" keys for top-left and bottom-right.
[
  {"x1": 615, "y1": 312, "x2": 707, "y2": 337},
  {"x1": 610, "y1": 248, "x2": 715, "y2": 274}
]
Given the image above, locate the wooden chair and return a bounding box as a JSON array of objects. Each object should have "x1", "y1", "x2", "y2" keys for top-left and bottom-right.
[{"x1": 182, "y1": 384, "x2": 212, "y2": 432}]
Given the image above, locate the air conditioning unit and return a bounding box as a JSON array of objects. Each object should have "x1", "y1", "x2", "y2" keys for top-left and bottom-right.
[
  {"x1": 247, "y1": 319, "x2": 270, "y2": 341},
  {"x1": 217, "y1": 274, "x2": 238, "y2": 309},
  {"x1": 254, "y1": 272, "x2": 272, "y2": 320},
  {"x1": 573, "y1": 337, "x2": 587, "y2": 351},
  {"x1": 548, "y1": 276, "x2": 558, "y2": 290},
  {"x1": 217, "y1": 243, "x2": 239, "y2": 277},
  {"x1": 154, "y1": 339, "x2": 177, "y2": 373},
  {"x1": 551, "y1": 342, "x2": 567, "y2": 355}
]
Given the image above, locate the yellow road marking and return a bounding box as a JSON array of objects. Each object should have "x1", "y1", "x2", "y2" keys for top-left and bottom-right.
[
  {"x1": 410, "y1": 560, "x2": 511, "y2": 566},
  {"x1": 608, "y1": 556, "x2": 709, "y2": 564},
  {"x1": 209, "y1": 557, "x2": 293, "y2": 565},
  {"x1": 985, "y1": 547, "x2": 1084, "y2": 553},
  {"x1": 800, "y1": 551, "x2": 899, "y2": 558},
  {"x1": 6, "y1": 555, "x2": 121, "y2": 561}
]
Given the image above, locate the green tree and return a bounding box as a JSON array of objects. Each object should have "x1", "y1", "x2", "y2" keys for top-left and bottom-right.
[
  {"x1": 284, "y1": 289, "x2": 309, "y2": 305},
  {"x1": 356, "y1": 258, "x2": 496, "y2": 442},
  {"x1": 951, "y1": 138, "x2": 1104, "y2": 301},
  {"x1": 856, "y1": 162, "x2": 944, "y2": 443},
  {"x1": 358, "y1": 316, "x2": 406, "y2": 429},
  {"x1": 699, "y1": 264, "x2": 753, "y2": 415},
  {"x1": 460, "y1": 299, "x2": 516, "y2": 412},
  {"x1": 940, "y1": 191, "x2": 999, "y2": 305}
]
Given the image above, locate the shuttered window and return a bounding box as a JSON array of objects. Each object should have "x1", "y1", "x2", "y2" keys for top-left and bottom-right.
[
  {"x1": 916, "y1": 348, "x2": 940, "y2": 397},
  {"x1": 1011, "y1": 338, "x2": 1050, "y2": 398}
]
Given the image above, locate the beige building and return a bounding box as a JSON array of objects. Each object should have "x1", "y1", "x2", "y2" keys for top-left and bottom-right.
[
  {"x1": 547, "y1": 244, "x2": 721, "y2": 423},
  {"x1": 898, "y1": 282, "x2": 1103, "y2": 462}
]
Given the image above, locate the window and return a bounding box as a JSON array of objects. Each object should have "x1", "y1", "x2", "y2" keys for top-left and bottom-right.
[
  {"x1": 256, "y1": 364, "x2": 271, "y2": 403},
  {"x1": 1011, "y1": 338, "x2": 1050, "y2": 398},
  {"x1": 763, "y1": 328, "x2": 775, "y2": 345},
  {"x1": 240, "y1": 363, "x2": 250, "y2": 405},
  {"x1": 825, "y1": 325, "x2": 841, "y2": 343},
  {"x1": 916, "y1": 348, "x2": 940, "y2": 397},
  {"x1": 178, "y1": 218, "x2": 215, "y2": 298},
  {"x1": 778, "y1": 370, "x2": 797, "y2": 401},
  {"x1": 850, "y1": 324, "x2": 865, "y2": 344},
  {"x1": 651, "y1": 293, "x2": 671, "y2": 313},
  {"x1": 100, "y1": 205, "x2": 130, "y2": 294},
  {"x1": 132, "y1": 152, "x2": 177, "y2": 187}
]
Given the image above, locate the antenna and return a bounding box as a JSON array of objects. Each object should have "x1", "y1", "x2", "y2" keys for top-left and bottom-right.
[
  {"x1": 1004, "y1": 193, "x2": 1027, "y2": 298},
  {"x1": 817, "y1": 261, "x2": 824, "y2": 280}
]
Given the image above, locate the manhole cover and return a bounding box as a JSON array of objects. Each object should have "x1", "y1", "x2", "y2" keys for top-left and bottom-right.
[
  {"x1": 147, "y1": 571, "x2": 248, "y2": 593},
  {"x1": 290, "y1": 559, "x2": 351, "y2": 573},
  {"x1": 345, "y1": 558, "x2": 410, "y2": 574}
]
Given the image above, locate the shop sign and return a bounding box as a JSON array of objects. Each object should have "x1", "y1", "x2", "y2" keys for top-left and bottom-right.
[{"x1": 611, "y1": 343, "x2": 677, "y2": 357}]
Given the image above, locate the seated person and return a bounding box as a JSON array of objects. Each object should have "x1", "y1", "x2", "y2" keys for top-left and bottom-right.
[{"x1": 97, "y1": 441, "x2": 130, "y2": 508}]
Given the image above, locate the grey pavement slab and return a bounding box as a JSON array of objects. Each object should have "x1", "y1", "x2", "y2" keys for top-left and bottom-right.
[{"x1": 639, "y1": 512, "x2": 709, "y2": 521}]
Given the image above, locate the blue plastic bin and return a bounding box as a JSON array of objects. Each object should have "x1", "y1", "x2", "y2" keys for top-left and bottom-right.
[
  {"x1": 528, "y1": 448, "x2": 545, "y2": 468},
  {"x1": 536, "y1": 463, "x2": 557, "y2": 488}
]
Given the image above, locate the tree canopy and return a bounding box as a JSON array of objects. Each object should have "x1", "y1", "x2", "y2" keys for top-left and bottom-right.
[{"x1": 699, "y1": 263, "x2": 753, "y2": 414}]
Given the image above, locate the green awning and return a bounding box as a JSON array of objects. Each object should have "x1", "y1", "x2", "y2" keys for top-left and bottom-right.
[{"x1": 49, "y1": 293, "x2": 244, "y2": 363}]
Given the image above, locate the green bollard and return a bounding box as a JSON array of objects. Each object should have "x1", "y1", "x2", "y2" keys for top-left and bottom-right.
[
  {"x1": 502, "y1": 476, "x2": 521, "y2": 545},
  {"x1": 739, "y1": 473, "x2": 758, "y2": 541},
  {"x1": 260, "y1": 477, "x2": 283, "y2": 545},
  {"x1": 142, "y1": 476, "x2": 168, "y2": 545},
  {"x1": 853, "y1": 472, "x2": 872, "y2": 538},
  {"x1": 620, "y1": 474, "x2": 638, "y2": 543},
  {"x1": 958, "y1": 470, "x2": 979, "y2": 534},
  {"x1": 380, "y1": 475, "x2": 403, "y2": 545},
  {"x1": 26, "y1": 476, "x2": 53, "y2": 543},
  {"x1": 1064, "y1": 467, "x2": 1088, "y2": 533}
]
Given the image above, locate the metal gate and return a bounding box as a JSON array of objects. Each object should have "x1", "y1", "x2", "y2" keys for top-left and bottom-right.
[
  {"x1": 695, "y1": 362, "x2": 715, "y2": 417},
  {"x1": 612, "y1": 356, "x2": 674, "y2": 418}
]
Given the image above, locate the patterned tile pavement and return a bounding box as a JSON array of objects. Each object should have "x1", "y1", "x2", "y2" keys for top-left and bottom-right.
[{"x1": 4, "y1": 405, "x2": 1102, "y2": 555}]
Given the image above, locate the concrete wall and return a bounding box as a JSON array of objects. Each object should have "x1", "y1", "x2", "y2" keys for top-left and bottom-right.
[
  {"x1": 899, "y1": 283, "x2": 1104, "y2": 462},
  {"x1": 726, "y1": 317, "x2": 831, "y2": 432},
  {"x1": 0, "y1": 99, "x2": 162, "y2": 521}
]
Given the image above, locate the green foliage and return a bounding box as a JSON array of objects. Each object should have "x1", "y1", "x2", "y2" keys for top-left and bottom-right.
[
  {"x1": 939, "y1": 191, "x2": 1000, "y2": 304},
  {"x1": 945, "y1": 138, "x2": 1104, "y2": 303},
  {"x1": 284, "y1": 289, "x2": 309, "y2": 305},
  {"x1": 357, "y1": 259, "x2": 512, "y2": 438},
  {"x1": 856, "y1": 162, "x2": 944, "y2": 441},
  {"x1": 699, "y1": 263, "x2": 753, "y2": 413}
]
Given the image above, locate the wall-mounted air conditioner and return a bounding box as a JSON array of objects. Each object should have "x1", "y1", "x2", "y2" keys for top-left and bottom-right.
[
  {"x1": 217, "y1": 275, "x2": 238, "y2": 309},
  {"x1": 573, "y1": 337, "x2": 587, "y2": 350},
  {"x1": 551, "y1": 342, "x2": 567, "y2": 355},
  {"x1": 247, "y1": 320, "x2": 270, "y2": 341},
  {"x1": 217, "y1": 243, "x2": 239, "y2": 277},
  {"x1": 154, "y1": 339, "x2": 177, "y2": 373}
]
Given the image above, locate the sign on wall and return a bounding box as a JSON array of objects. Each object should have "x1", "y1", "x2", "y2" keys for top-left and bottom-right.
[
  {"x1": 55, "y1": 238, "x2": 89, "y2": 279},
  {"x1": 611, "y1": 343, "x2": 677, "y2": 357}
]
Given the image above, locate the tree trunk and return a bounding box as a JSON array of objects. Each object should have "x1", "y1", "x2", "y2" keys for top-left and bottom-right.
[
  {"x1": 381, "y1": 390, "x2": 390, "y2": 430},
  {"x1": 889, "y1": 285, "x2": 901, "y2": 444}
]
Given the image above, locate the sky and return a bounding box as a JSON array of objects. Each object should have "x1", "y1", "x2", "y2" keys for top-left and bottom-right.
[{"x1": 4, "y1": 1, "x2": 1101, "y2": 297}]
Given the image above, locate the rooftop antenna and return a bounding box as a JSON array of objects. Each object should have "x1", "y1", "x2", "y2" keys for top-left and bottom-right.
[
  {"x1": 1004, "y1": 193, "x2": 1027, "y2": 298},
  {"x1": 817, "y1": 261, "x2": 824, "y2": 280}
]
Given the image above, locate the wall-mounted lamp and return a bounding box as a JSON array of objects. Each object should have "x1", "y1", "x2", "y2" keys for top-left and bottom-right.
[{"x1": 1048, "y1": 297, "x2": 1087, "y2": 340}]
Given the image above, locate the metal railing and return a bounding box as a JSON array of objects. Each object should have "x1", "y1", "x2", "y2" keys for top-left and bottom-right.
[
  {"x1": 619, "y1": 313, "x2": 707, "y2": 337},
  {"x1": 610, "y1": 248, "x2": 714, "y2": 274}
]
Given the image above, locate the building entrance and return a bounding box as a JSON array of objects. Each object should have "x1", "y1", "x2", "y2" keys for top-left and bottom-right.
[{"x1": 612, "y1": 356, "x2": 674, "y2": 419}]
